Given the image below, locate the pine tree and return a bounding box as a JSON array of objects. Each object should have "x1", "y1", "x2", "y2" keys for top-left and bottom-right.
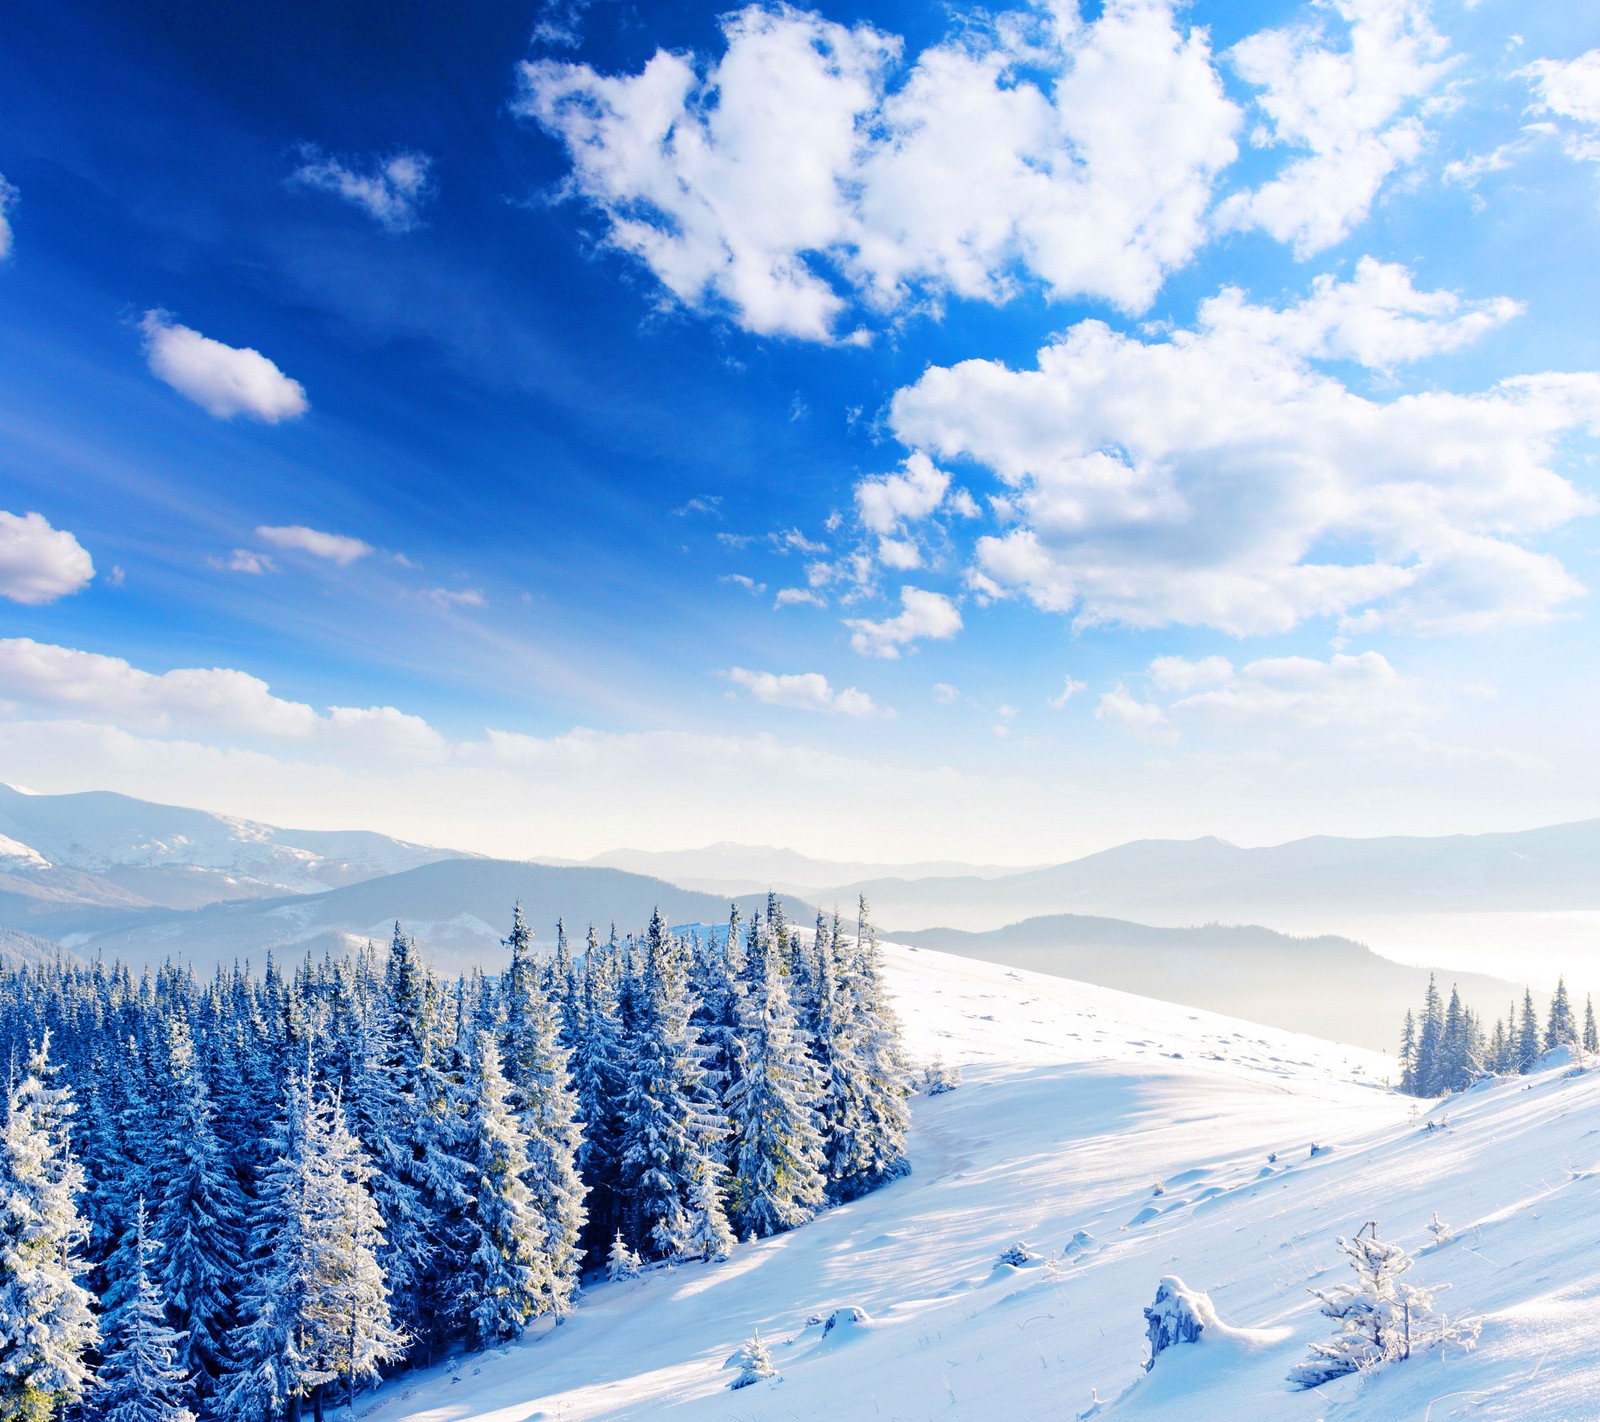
[
  {"x1": 149, "y1": 1020, "x2": 244, "y2": 1389},
  {"x1": 97, "y1": 1199, "x2": 197, "y2": 1422},
  {"x1": 1412, "y1": 975, "x2": 1444, "y2": 1096},
  {"x1": 219, "y1": 1066, "x2": 404, "y2": 1422},
  {"x1": 1544, "y1": 977, "x2": 1577, "y2": 1051},
  {"x1": 619, "y1": 912, "x2": 725, "y2": 1259},
  {"x1": 1397, "y1": 1011, "x2": 1417, "y2": 1093},
  {"x1": 499, "y1": 908, "x2": 587, "y2": 1315},
  {"x1": 1585, "y1": 996, "x2": 1599, "y2": 1054},
  {"x1": 834, "y1": 899, "x2": 911, "y2": 1195},
  {"x1": 1517, "y1": 989, "x2": 1542, "y2": 1073},
  {"x1": 725, "y1": 916, "x2": 825, "y2": 1239},
  {"x1": 604, "y1": 1231, "x2": 640, "y2": 1283},
  {"x1": 454, "y1": 1034, "x2": 549, "y2": 1349},
  {"x1": 0, "y1": 1034, "x2": 97, "y2": 1422},
  {"x1": 570, "y1": 929, "x2": 626, "y2": 1259}
]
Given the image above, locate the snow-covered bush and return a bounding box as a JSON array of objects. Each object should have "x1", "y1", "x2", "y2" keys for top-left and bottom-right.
[
  {"x1": 1425, "y1": 1211, "x2": 1453, "y2": 1248},
  {"x1": 1287, "y1": 1222, "x2": 1479, "y2": 1388},
  {"x1": 996, "y1": 1241, "x2": 1042, "y2": 1268},
  {"x1": 606, "y1": 1231, "x2": 641, "y2": 1282},
  {"x1": 726, "y1": 1330, "x2": 777, "y2": 1389},
  {"x1": 1143, "y1": 1277, "x2": 1220, "y2": 1370},
  {"x1": 922, "y1": 1056, "x2": 961, "y2": 1095}
]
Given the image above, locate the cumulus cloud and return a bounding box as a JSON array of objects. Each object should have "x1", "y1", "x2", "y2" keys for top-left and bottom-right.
[
  {"x1": 1217, "y1": 0, "x2": 1453, "y2": 256},
  {"x1": 141, "y1": 313, "x2": 308, "y2": 422},
  {"x1": 1524, "y1": 50, "x2": 1600, "y2": 164},
  {"x1": 726, "y1": 667, "x2": 883, "y2": 717},
  {"x1": 0, "y1": 638, "x2": 443, "y2": 755},
  {"x1": 1166, "y1": 650, "x2": 1432, "y2": 732},
  {"x1": 775, "y1": 587, "x2": 825, "y2": 608},
  {"x1": 255, "y1": 525, "x2": 374, "y2": 566},
  {"x1": 0, "y1": 174, "x2": 17, "y2": 262},
  {"x1": 856, "y1": 453, "x2": 951, "y2": 535},
  {"x1": 1149, "y1": 654, "x2": 1234, "y2": 692},
  {"x1": 291, "y1": 148, "x2": 434, "y2": 231},
  {"x1": 1094, "y1": 683, "x2": 1175, "y2": 742},
  {"x1": 0, "y1": 512, "x2": 94, "y2": 605},
  {"x1": 846, "y1": 586, "x2": 962, "y2": 658},
  {"x1": 889, "y1": 261, "x2": 1595, "y2": 637},
  {"x1": 517, "y1": 0, "x2": 1238, "y2": 339}
]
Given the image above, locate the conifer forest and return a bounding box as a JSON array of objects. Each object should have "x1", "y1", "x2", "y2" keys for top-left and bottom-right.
[{"x1": 0, "y1": 895, "x2": 910, "y2": 1422}]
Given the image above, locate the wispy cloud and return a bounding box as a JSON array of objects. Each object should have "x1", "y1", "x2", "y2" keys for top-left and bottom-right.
[
  {"x1": 291, "y1": 147, "x2": 434, "y2": 231},
  {"x1": 256, "y1": 525, "x2": 373, "y2": 566}
]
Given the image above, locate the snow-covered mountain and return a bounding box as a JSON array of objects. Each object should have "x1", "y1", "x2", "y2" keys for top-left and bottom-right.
[
  {"x1": 359, "y1": 945, "x2": 1597, "y2": 1421},
  {"x1": 0, "y1": 785, "x2": 468, "y2": 920}
]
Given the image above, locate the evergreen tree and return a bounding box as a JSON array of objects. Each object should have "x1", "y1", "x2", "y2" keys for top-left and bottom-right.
[
  {"x1": 499, "y1": 909, "x2": 587, "y2": 1314},
  {"x1": 1397, "y1": 1011, "x2": 1417, "y2": 1094},
  {"x1": 604, "y1": 1231, "x2": 640, "y2": 1283},
  {"x1": 570, "y1": 930, "x2": 626, "y2": 1259},
  {"x1": 1544, "y1": 977, "x2": 1577, "y2": 1051},
  {"x1": 96, "y1": 1200, "x2": 197, "y2": 1422},
  {"x1": 1412, "y1": 975, "x2": 1444, "y2": 1096},
  {"x1": 1517, "y1": 989, "x2": 1542, "y2": 1073},
  {"x1": 149, "y1": 1020, "x2": 244, "y2": 1389},
  {"x1": 220, "y1": 1067, "x2": 404, "y2": 1422},
  {"x1": 0, "y1": 1034, "x2": 97, "y2": 1422},
  {"x1": 1585, "y1": 996, "x2": 1599, "y2": 1054},
  {"x1": 619, "y1": 912, "x2": 724, "y2": 1259},
  {"x1": 725, "y1": 916, "x2": 824, "y2": 1239},
  {"x1": 454, "y1": 1034, "x2": 548, "y2": 1349}
]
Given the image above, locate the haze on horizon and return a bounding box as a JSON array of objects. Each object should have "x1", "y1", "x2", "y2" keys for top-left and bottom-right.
[{"x1": 2, "y1": 0, "x2": 1599, "y2": 866}]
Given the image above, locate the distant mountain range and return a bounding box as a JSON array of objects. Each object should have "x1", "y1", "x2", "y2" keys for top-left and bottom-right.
[
  {"x1": 892, "y1": 915, "x2": 1522, "y2": 1053},
  {"x1": 839, "y1": 823, "x2": 1600, "y2": 931},
  {"x1": 0, "y1": 786, "x2": 1581, "y2": 1045}
]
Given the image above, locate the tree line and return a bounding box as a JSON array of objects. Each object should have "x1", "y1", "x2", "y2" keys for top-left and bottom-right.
[
  {"x1": 1398, "y1": 973, "x2": 1597, "y2": 1096},
  {"x1": 0, "y1": 894, "x2": 911, "y2": 1422}
]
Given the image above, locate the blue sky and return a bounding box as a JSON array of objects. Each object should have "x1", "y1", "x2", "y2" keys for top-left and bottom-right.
[{"x1": 1, "y1": 0, "x2": 1598, "y2": 861}]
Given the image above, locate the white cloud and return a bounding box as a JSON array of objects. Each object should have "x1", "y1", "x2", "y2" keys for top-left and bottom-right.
[
  {"x1": 255, "y1": 525, "x2": 374, "y2": 566},
  {"x1": 726, "y1": 667, "x2": 883, "y2": 717},
  {"x1": 876, "y1": 538, "x2": 923, "y2": 571},
  {"x1": 719, "y1": 573, "x2": 766, "y2": 595},
  {"x1": 933, "y1": 682, "x2": 961, "y2": 704},
  {"x1": 855, "y1": 453, "x2": 951, "y2": 534},
  {"x1": 209, "y1": 549, "x2": 277, "y2": 576},
  {"x1": 1168, "y1": 650, "x2": 1431, "y2": 732},
  {"x1": 1047, "y1": 675, "x2": 1088, "y2": 708},
  {"x1": 1094, "y1": 683, "x2": 1175, "y2": 742},
  {"x1": 517, "y1": 0, "x2": 1238, "y2": 339},
  {"x1": 889, "y1": 263, "x2": 1595, "y2": 637},
  {"x1": 1217, "y1": 0, "x2": 1453, "y2": 256},
  {"x1": 426, "y1": 587, "x2": 487, "y2": 609},
  {"x1": 1524, "y1": 50, "x2": 1600, "y2": 164},
  {"x1": 0, "y1": 512, "x2": 94, "y2": 605},
  {"x1": 0, "y1": 174, "x2": 17, "y2": 262},
  {"x1": 1148, "y1": 655, "x2": 1234, "y2": 692},
  {"x1": 846, "y1": 586, "x2": 962, "y2": 658},
  {"x1": 775, "y1": 587, "x2": 825, "y2": 608},
  {"x1": 292, "y1": 148, "x2": 434, "y2": 231},
  {"x1": 141, "y1": 312, "x2": 308, "y2": 422},
  {"x1": 0, "y1": 638, "x2": 444, "y2": 755}
]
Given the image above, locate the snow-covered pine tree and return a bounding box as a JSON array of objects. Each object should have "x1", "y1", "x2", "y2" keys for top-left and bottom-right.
[
  {"x1": 1544, "y1": 977, "x2": 1577, "y2": 1051},
  {"x1": 727, "y1": 1329, "x2": 775, "y2": 1389},
  {"x1": 0, "y1": 1033, "x2": 98, "y2": 1422},
  {"x1": 619, "y1": 911, "x2": 725, "y2": 1260},
  {"x1": 604, "y1": 1231, "x2": 640, "y2": 1283},
  {"x1": 1517, "y1": 989, "x2": 1542, "y2": 1073},
  {"x1": 148, "y1": 1020, "x2": 244, "y2": 1390},
  {"x1": 1412, "y1": 975, "x2": 1444, "y2": 1096},
  {"x1": 219, "y1": 1065, "x2": 404, "y2": 1422},
  {"x1": 834, "y1": 898, "x2": 911, "y2": 1196},
  {"x1": 1436, "y1": 987, "x2": 1471, "y2": 1094},
  {"x1": 1397, "y1": 1011, "x2": 1417, "y2": 1093},
  {"x1": 454, "y1": 1033, "x2": 549, "y2": 1349},
  {"x1": 681, "y1": 1165, "x2": 735, "y2": 1263},
  {"x1": 96, "y1": 1199, "x2": 197, "y2": 1422},
  {"x1": 571, "y1": 927, "x2": 627, "y2": 1260},
  {"x1": 725, "y1": 914, "x2": 825, "y2": 1239},
  {"x1": 1287, "y1": 1222, "x2": 1477, "y2": 1388},
  {"x1": 1585, "y1": 996, "x2": 1599, "y2": 1054},
  {"x1": 499, "y1": 908, "x2": 587, "y2": 1314}
]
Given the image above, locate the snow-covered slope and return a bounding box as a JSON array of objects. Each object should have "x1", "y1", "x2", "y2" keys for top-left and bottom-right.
[
  {"x1": 0, "y1": 785, "x2": 466, "y2": 913},
  {"x1": 360, "y1": 946, "x2": 1597, "y2": 1420}
]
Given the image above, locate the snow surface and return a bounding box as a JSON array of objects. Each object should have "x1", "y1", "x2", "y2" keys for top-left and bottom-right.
[{"x1": 362, "y1": 944, "x2": 1598, "y2": 1421}]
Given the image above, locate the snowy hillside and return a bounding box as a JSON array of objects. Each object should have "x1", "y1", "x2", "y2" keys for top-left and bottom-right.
[
  {"x1": 362, "y1": 945, "x2": 1597, "y2": 1421},
  {"x1": 0, "y1": 785, "x2": 466, "y2": 916}
]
